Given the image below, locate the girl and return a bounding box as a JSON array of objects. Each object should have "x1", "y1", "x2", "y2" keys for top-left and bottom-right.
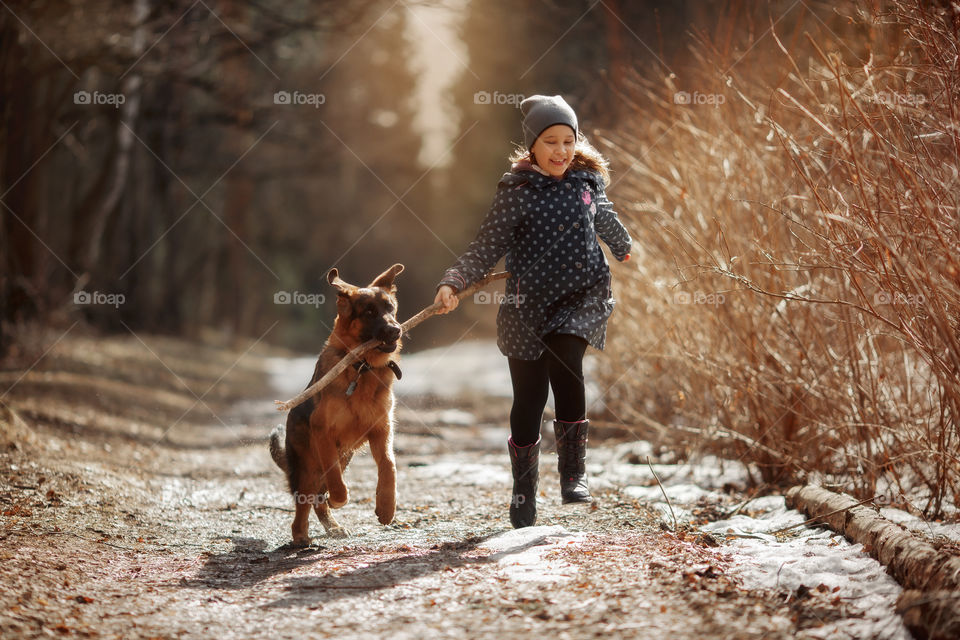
[{"x1": 434, "y1": 94, "x2": 632, "y2": 528}]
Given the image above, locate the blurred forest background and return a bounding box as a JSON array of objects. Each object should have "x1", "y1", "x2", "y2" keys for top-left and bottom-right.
[
  {"x1": 3, "y1": 1, "x2": 960, "y2": 515},
  {"x1": 0, "y1": 0, "x2": 735, "y2": 350}
]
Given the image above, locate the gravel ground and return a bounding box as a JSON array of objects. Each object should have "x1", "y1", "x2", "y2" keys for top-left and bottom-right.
[{"x1": 0, "y1": 333, "x2": 870, "y2": 639}]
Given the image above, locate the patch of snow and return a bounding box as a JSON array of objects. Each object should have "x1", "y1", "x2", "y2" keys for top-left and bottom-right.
[
  {"x1": 609, "y1": 454, "x2": 911, "y2": 640},
  {"x1": 879, "y1": 507, "x2": 960, "y2": 543},
  {"x1": 265, "y1": 356, "x2": 316, "y2": 397},
  {"x1": 599, "y1": 453, "x2": 751, "y2": 494},
  {"x1": 396, "y1": 340, "x2": 601, "y2": 405},
  {"x1": 609, "y1": 440, "x2": 656, "y2": 460},
  {"x1": 409, "y1": 460, "x2": 509, "y2": 486},
  {"x1": 405, "y1": 408, "x2": 475, "y2": 426},
  {"x1": 395, "y1": 341, "x2": 511, "y2": 398},
  {"x1": 623, "y1": 483, "x2": 719, "y2": 504},
  {"x1": 478, "y1": 525, "x2": 586, "y2": 583},
  {"x1": 702, "y1": 497, "x2": 910, "y2": 640}
]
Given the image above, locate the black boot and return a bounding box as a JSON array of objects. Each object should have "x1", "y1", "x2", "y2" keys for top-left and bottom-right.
[
  {"x1": 508, "y1": 436, "x2": 540, "y2": 528},
  {"x1": 554, "y1": 420, "x2": 592, "y2": 503}
]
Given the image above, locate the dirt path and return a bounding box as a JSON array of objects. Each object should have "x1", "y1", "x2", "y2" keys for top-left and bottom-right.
[{"x1": 0, "y1": 336, "x2": 858, "y2": 639}]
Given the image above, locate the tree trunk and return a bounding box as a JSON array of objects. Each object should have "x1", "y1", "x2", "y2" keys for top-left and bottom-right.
[
  {"x1": 1, "y1": 11, "x2": 43, "y2": 333},
  {"x1": 897, "y1": 590, "x2": 960, "y2": 640},
  {"x1": 84, "y1": 0, "x2": 150, "y2": 270},
  {"x1": 217, "y1": 0, "x2": 254, "y2": 338},
  {"x1": 603, "y1": 0, "x2": 626, "y2": 88}
]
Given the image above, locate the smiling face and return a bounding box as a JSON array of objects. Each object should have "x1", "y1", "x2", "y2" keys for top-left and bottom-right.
[{"x1": 531, "y1": 124, "x2": 577, "y2": 178}]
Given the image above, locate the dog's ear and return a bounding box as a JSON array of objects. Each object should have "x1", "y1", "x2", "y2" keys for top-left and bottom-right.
[
  {"x1": 327, "y1": 268, "x2": 353, "y2": 296},
  {"x1": 369, "y1": 263, "x2": 404, "y2": 290}
]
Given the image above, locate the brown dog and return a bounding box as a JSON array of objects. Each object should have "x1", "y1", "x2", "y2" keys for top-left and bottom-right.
[{"x1": 270, "y1": 264, "x2": 404, "y2": 545}]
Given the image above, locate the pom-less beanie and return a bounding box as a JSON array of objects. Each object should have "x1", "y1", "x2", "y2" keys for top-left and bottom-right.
[{"x1": 520, "y1": 95, "x2": 578, "y2": 150}]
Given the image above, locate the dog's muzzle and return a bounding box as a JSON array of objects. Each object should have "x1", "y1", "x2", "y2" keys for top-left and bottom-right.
[{"x1": 376, "y1": 324, "x2": 402, "y2": 352}]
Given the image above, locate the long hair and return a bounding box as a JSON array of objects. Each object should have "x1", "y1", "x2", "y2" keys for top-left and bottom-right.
[{"x1": 508, "y1": 132, "x2": 610, "y2": 186}]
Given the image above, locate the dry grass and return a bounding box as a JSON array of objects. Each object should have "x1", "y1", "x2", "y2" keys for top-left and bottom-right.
[{"x1": 598, "y1": 0, "x2": 960, "y2": 516}]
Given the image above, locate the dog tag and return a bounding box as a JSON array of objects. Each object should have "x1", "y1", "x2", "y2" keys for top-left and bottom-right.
[{"x1": 345, "y1": 379, "x2": 358, "y2": 396}]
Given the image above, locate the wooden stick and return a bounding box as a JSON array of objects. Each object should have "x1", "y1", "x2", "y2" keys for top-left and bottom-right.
[{"x1": 274, "y1": 271, "x2": 510, "y2": 412}]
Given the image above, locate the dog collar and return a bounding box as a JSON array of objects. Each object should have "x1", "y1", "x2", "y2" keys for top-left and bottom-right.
[{"x1": 345, "y1": 359, "x2": 402, "y2": 396}]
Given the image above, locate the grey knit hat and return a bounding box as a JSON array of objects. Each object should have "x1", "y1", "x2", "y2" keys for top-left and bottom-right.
[{"x1": 520, "y1": 94, "x2": 578, "y2": 150}]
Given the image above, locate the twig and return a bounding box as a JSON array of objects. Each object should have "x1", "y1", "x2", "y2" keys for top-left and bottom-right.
[
  {"x1": 647, "y1": 456, "x2": 678, "y2": 532},
  {"x1": 769, "y1": 495, "x2": 878, "y2": 535},
  {"x1": 275, "y1": 271, "x2": 510, "y2": 411}
]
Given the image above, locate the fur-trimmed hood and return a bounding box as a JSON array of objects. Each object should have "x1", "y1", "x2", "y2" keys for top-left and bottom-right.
[{"x1": 498, "y1": 159, "x2": 605, "y2": 192}]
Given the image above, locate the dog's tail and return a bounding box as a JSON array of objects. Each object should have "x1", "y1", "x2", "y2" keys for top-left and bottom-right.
[{"x1": 269, "y1": 424, "x2": 288, "y2": 473}]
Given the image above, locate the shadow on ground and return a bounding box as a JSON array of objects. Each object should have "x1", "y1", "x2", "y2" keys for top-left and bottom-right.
[{"x1": 183, "y1": 535, "x2": 497, "y2": 607}]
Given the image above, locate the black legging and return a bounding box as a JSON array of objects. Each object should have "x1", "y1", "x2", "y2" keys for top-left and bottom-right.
[{"x1": 508, "y1": 333, "x2": 588, "y2": 446}]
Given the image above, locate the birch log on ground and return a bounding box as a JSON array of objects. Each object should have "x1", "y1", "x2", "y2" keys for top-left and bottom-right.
[
  {"x1": 785, "y1": 485, "x2": 960, "y2": 640},
  {"x1": 896, "y1": 590, "x2": 960, "y2": 640}
]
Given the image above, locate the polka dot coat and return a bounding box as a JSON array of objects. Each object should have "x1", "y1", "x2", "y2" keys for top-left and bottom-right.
[{"x1": 438, "y1": 165, "x2": 632, "y2": 360}]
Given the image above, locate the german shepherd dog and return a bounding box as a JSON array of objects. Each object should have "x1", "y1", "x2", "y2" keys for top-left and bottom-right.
[{"x1": 270, "y1": 264, "x2": 404, "y2": 545}]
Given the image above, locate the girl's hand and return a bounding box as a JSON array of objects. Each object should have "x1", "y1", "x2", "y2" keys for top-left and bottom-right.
[{"x1": 434, "y1": 285, "x2": 459, "y2": 314}]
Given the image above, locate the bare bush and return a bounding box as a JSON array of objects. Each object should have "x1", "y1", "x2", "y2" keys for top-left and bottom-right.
[{"x1": 599, "y1": 0, "x2": 960, "y2": 516}]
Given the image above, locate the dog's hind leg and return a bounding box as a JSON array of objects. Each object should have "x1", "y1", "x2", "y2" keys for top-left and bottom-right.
[
  {"x1": 313, "y1": 500, "x2": 349, "y2": 538},
  {"x1": 317, "y1": 435, "x2": 349, "y2": 508},
  {"x1": 291, "y1": 500, "x2": 314, "y2": 547},
  {"x1": 368, "y1": 427, "x2": 397, "y2": 525},
  {"x1": 308, "y1": 448, "x2": 354, "y2": 537},
  {"x1": 287, "y1": 452, "x2": 322, "y2": 547}
]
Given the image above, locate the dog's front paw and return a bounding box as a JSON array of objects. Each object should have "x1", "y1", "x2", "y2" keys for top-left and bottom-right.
[
  {"x1": 327, "y1": 526, "x2": 350, "y2": 539},
  {"x1": 375, "y1": 505, "x2": 395, "y2": 525}
]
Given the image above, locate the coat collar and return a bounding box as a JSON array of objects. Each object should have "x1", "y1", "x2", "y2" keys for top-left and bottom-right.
[{"x1": 499, "y1": 160, "x2": 603, "y2": 191}]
